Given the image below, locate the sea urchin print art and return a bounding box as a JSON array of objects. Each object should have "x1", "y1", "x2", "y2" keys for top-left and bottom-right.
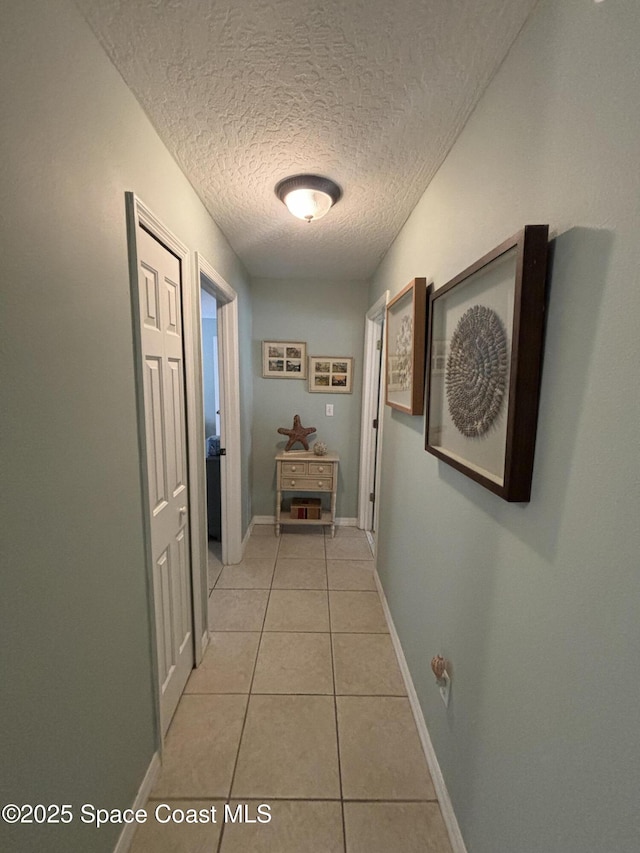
[
  {"x1": 395, "y1": 314, "x2": 414, "y2": 391},
  {"x1": 446, "y1": 305, "x2": 508, "y2": 437}
]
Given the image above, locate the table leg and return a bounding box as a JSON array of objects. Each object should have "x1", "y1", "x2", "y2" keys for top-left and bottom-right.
[
  {"x1": 275, "y1": 486, "x2": 282, "y2": 537},
  {"x1": 330, "y1": 488, "x2": 337, "y2": 538}
]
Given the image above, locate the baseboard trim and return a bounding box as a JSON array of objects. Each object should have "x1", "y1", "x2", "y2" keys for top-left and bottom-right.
[
  {"x1": 200, "y1": 629, "x2": 209, "y2": 657},
  {"x1": 113, "y1": 751, "x2": 161, "y2": 853},
  {"x1": 250, "y1": 515, "x2": 358, "y2": 528},
  {"x1": 242, "y1": 520, "x2": 253, "y2": 552},
  {"x1": 251, "y1": 515, "x2": 275, "y2": 526},
  {"x1": 365, "y1": 529, "x2": 376, "y2": 554},
  {"x1": 374, "y1": 569, "x2": 468, "y2": 853}
]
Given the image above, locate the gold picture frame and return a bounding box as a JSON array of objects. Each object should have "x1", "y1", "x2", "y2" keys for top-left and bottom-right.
[
  {"x1": 385, "y1": 278, "x2": 427, "y2": 415},
  {"x1": 262, "y1": 340, "x2": 307, "y2": 379},
  {"x1": 308, "y1": 356, "x2": 353, "y2": 393}
]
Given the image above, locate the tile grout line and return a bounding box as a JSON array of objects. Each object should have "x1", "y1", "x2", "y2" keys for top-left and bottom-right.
[
  {"x1": 210, "y1": 624, "x2": 389, "y2": 637},
  {"x1": 205, "y1": 624, "x2": 389, "y2": 637},
  {"x1": 186, "y1": 691, "x2": 407, "y2": 698},
  {"x1": 214, "y1": 534, "x2": 281, "y2": 853},
  {"x1": 214, "y1": 585, "x2": 377, "y2": 592},
  {"x1": 145, "y1": 796, "x2": 438, "y2": 803},
  {"x1": 327, "y1": 552, "x2": 348, "y2": 853}
]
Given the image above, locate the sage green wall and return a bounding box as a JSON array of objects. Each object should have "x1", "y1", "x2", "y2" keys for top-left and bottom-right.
[
  {"x1": 250, "y1": 278, "x2": 369, "y2": 520},
  {"x1": 369, "y1": 1, "x2": 640, "y2": 851},
  {"x1": 0, "y1": 2, "x2": 252, "y2": 851}
]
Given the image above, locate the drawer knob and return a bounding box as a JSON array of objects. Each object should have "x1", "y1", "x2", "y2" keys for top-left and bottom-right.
[
  {"x1": 318, "y1": 466, "x2": 324, "y2": 472},
  {"x1": 290, "y1": 480, "x2": 296, "y2": 486},
  {"x1": 291, "y1": 466, "x2": 297, "y2": 471},
  {"x1": 318, "y1": 481, "x2": 323, "y2": 487}
]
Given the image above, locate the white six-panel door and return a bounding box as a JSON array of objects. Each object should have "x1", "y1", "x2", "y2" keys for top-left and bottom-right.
[{"x1": 137, "y1": 224, "x2": 194, "y2": 735}]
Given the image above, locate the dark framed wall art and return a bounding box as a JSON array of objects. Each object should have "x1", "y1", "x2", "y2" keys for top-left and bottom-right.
[
  {"x1": 385, "y1": 277, "x2": 427, "y2": 415},
  {"x1": 425, "y1": 225, "x2": 549, "y2": 502}
]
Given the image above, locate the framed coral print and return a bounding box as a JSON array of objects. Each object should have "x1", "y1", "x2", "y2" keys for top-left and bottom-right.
[
  {"x1": 385, "y1": 278, "x2": 427, "y2": 414},
  {"x1": 262, "y1": 341, "x2": 307, "y2": 378},
  {"x1": 308, "y1": 356, "x2": 353, "y2": 393},
  {"x1": 425, "y1": 225, "x2": 549, "y2": 502}
]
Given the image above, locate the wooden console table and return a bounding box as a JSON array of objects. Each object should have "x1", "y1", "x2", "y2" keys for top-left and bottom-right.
[{"x1": 275, "y1": 450, "x2": 339, "y2": 538}]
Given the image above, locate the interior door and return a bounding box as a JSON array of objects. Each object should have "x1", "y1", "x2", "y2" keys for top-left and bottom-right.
[{"x1": 136, "y1": 224, "x2": 194, "y2": 735}]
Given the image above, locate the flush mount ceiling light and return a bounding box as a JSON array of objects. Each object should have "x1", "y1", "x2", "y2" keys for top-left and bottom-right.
[{"x1": 275, "y1": 174, "x2": 342, "y2": 223}]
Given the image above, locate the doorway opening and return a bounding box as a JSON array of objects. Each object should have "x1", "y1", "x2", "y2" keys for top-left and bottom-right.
[
  {"x1": 195, "y1": 253, "x2": 243, "y2": 574},
  {"x1": 200, "y1": 284, "x2": 223, "y2": 582},
  {"x1": 358, "y1": 291, "x2": 389, "y2": 553}
]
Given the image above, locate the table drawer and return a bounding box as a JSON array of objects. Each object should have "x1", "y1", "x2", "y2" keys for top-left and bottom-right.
[
  {"x1": 308, "y1": 462, "x2": 333, "y2": 476},
  {"x1": 282, "y1": 461, "x2": 308, "y2": 475},
  {"x1": 281, "y1": 476, "x2": 333, "y2": 491}
]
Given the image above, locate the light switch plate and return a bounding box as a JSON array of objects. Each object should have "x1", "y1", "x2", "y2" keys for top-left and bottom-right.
[{"x1": 326, "y1": 404, "x2": 334, "y2": 416}]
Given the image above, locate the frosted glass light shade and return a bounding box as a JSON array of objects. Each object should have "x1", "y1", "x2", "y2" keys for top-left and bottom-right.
[
  {"x1": 283, "y1": 188, "x2": 333, "y2": 222},
  {"x1": 275, "y1": 175, "x2": 342, "y2": 223}
]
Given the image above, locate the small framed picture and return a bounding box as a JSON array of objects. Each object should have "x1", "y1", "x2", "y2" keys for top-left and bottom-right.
[
  {"x1": 308, "y1": 356, "x2": 353, "y2": 393},
  {"x1": 262, "y1": 341, "x2": 307, "y2": 379},
  {"x1": 385, "y1": 278, "x2": 427, "y2": 415}
]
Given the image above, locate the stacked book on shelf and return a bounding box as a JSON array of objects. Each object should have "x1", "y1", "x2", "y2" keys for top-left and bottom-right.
[{"x1": 290, "y1": 498, "x2": 322, "y2": 520}]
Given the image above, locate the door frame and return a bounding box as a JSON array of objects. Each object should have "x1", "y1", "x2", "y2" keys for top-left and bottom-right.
[
  {"x1": 357, "y1": 291, "x2": 389, "y2": 548},
  {"x1": 195, "y1": 252, "x2": 243, "y2": 573},
  {"x1": 126, "y1": 193, "x2": 206, "y2": 708}
]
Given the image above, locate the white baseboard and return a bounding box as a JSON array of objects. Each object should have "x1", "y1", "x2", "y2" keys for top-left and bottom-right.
[
  {"x1": 251, "y1": 515, "x2": 275, "y2": 526},
  {"x1": 242, "y1": 520, "x2": 253, "y2": 552},
  {"x1": 374, "y1": 569, "x2": 468, "y2": 853},
  {"x1": 113, "y1": 751, "x2": 161, "y2": 853},
  {"x1": 250, "y1": 515, "x2": 358, "y2": 527},
  {"x1": 200, "y1": 629, "x2": 209, "y2": 657},
  {"x1": 365, "y1": 530, "x2": 376, "y2": 554}
]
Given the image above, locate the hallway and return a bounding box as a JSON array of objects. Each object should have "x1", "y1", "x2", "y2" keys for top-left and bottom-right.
[{"x1": 130, "y1": 526, "x2": 453, "y2": 852}]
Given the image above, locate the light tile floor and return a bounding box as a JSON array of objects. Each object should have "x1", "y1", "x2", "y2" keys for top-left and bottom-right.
[{"x1": 131, "y1": 526, "x2": 452, "y2": 853}]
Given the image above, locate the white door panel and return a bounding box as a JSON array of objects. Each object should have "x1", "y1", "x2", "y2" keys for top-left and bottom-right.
[
  {"x1": 137, "y1": 224, "x2": 194, "y2": 735},
  {"x1": 144, "y1": 356, "x2": 167, "y2": 512}
]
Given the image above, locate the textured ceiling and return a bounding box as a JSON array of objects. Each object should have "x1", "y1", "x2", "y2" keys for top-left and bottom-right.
[{"x1": 76, "y1": 0, "x2": 538, "y2": 279}]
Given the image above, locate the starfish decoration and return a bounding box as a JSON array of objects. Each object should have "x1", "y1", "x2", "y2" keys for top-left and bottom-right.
[{"x1": 277, "y1": 414, "x2": 317, "y2": 451}]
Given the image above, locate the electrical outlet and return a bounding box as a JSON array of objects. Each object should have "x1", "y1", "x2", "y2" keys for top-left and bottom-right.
[
  {"x1": 439, "y1": 671, "x2": 451, "y2": 708},
  {"x1": 326, "y1": 404, "x2": 334, "y2": 416}
]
